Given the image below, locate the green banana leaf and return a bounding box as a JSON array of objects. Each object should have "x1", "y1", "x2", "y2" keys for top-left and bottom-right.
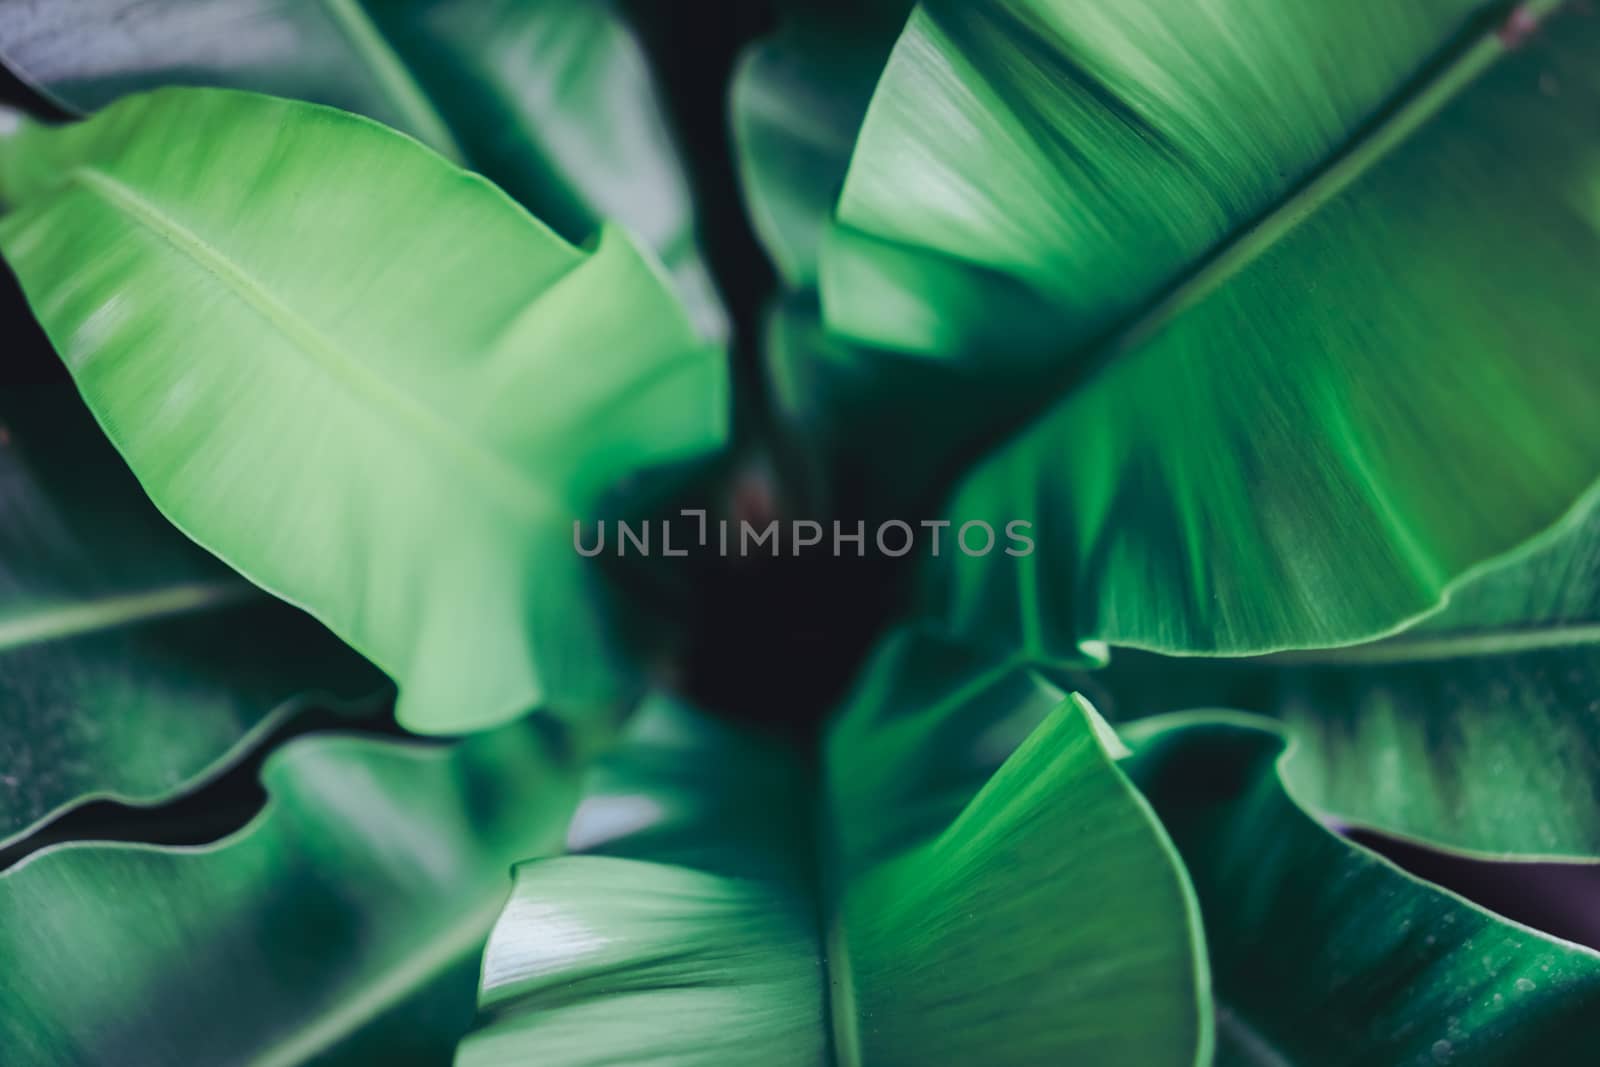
[
  {"x1": 824, "y1": 0, "x2": 1491, "y2": 356},
  {"x1": 0, "y1": 720, "x2": 579, "y2": 1066},
  {"x1": 459, "y1": 630, "x2": 1211, "y2": 1066},
  {"x1": 734, "y1": 3, "x2": 1008, "y2": 519},
  {"x1": 0, "y1": 386, "x2": 385, "y2": 848},
  {"x1": 900, "y1": 0, "x2": 1600, "y2": 655},
  {"x1": 730, "y1": 3, "x2": 908, "y2": 289},
  {"x1": 0, "y1": 88, "x2": 728, "y2": 735},
  {"x1": 1125, "y1": 713, "x2": 1600, "y2": 1064},
  {"x1": 0, "y1": 0, "x2": 725, "y2": 335},
  {"x1": 461, "y1": 694, "x2": 828, "y2": 1067},
  {"x1": 1086, "y1": 485, "x2": 1600, "y2": 860},
  {"x1": 828, "y1": 633, "x2": 1207, "y2": 1066}
]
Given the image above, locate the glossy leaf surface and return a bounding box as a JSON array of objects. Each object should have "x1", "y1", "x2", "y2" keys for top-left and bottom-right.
[
  {"x1": 0, "y1": 722, "x2": 578, "y2": 1066},
  {"x1": 918, "y1": 4, "x2": 1600, "y2": 655},
  {"x1": 1127, "y1": 714, "x2": 1600, "y2": 1063},
  {"x1": 0, "y1": 387, "x2": 384, "y2": 847},
  {"x1": 0, "y1": 0, "x2": 725, "y2": 334},
  {"x1": 462, "y1": 632, "x2": 1210, "y2": 1065},
  {"x1": 1090, "y1": 487, "x2": 1600, "y2": 859},
  {"x1": 0, "y1": 88, "x2": 727, "y2": 734}
]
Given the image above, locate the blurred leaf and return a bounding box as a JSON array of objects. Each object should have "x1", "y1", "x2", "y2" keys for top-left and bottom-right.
[
  {"x1": 0, "y1": 386, "x2": 385, "y2": 848},
  {"x1": 0, "y1": 88, "x2": 727, "y2": 734},
  {"x1": 1089, "y1": 486, "x2": 1600, "y2": 860},
  {"x1": 0, "y1": 721, "x2": 579, "y2": 1066},
  {"x1": 730, "y1": 3, "x2": 908, "y2": 288},
  {"x1": 904, "y1": 2, "x2": 1600, "y2": 655},
  {"x1": 564, "y1": 693, "x2": 814, "y2": 884},
  {"x1": 762, "y1": 292, "x2": 1019, "y2": 515},
  {"x1": 460, "y1": 630, "x2": 1210, "y2": 1065},
  {"x1": 732, "y1": 3, "x2": 1011, "y2": 520},
  {"x1": 1126, "y1": 713, "x2": 1600, "y2": 1064},
  {"x1": 460, "y1": 695, "x2": 828, "y2": 1067},
  {"x1": 0, "y1": 0, "x2": 725, "y2": 335}
]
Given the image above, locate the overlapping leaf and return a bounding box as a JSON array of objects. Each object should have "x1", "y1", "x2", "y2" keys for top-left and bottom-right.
[
  {"x1": 0, "y1": 0, "x2": 724, "y2": 334},
  {"x1": 1088, "y1": 486, "x2": 1600, "y2": 859},
  {"x1": 746, "y1": 0, "x2": 1600, "y2": 659},
  {"x1": 733, "y1": 3, "x2": 996, "y2": 516},
  {"x1": 0, "y1": 387, "x2": 384, "y2": 847},
  {"x1": 1126, "y1": 714, "x2": 1600, "y2": 1063},
  {"x1": 459, "y1": 631, "x2": 1210, "y2": 1065},
  {"x1": 0, "y1": 721, "x2": 578, "y2": 1066},
  {"x1": 897, "y1": 1, "x2": 1600, "y2": 655},
  {"x1": 762, "y1": 292, "x2": 1021, "y2": 515},
  {"x1": 0, "y1": 88, "x2": 728, "y2": 734},
  {"x1": 824, "y1": 0, "x2": 1494, "y2": 356},
  {"x1": 731, "y1": 2, "x2": 909, "y2": 290}
]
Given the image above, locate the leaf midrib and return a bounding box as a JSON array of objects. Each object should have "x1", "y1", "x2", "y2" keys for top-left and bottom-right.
[
  {"x1": 69, "y1": 165, "x2": 562, "y2": 525},
  {"x1": 0, "y1": 579, "x2": 255, "y2": 652},
  {"x1": 1213, "y1": 1003, "x2": 1294, "y2": 1067},
  {"x1": 1000, "y1": 0, "x2": 1563, "y2": 432},
  {"x1": 1102, "y1": 0, "x2": 1556, "y2": 360},
  {"x1": 247, "y1": 892, "x2": 505, "y2": 1067},
  {"x1": 1258, "y1": 621, "x2": 1600, "y2": 666}
]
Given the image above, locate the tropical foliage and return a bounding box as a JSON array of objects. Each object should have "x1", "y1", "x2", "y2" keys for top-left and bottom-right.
[{"x1": 0, "y1": 0, "x2": 1596, "y2": 1063}]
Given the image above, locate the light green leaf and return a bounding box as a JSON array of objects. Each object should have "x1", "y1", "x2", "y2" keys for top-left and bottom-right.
[
  {"x1": 1088, "y1": 486, "x2": 1600, "y2": 860},
  {"x1": 1125, "y1": 714, "x2": 1600, "y2": 1064},
  {"x1": 906, "y1": 2, "x2": 1600, "y2": 654},
  {"x1": 0, "y1": 721, "x2": 579, "y2": 1066},
  {"x1": 0, "y1": 386, "x2": 385, "y2": 848},
  {"x1": 460, "y1": 631, "x2": 1210, "y2": 1065},
  {"x1": 0, "y1": 88, "x2": 728, "y2": 734},
  {"x1": 0, "y1": 0, "x2": 725, "y2": 335}
]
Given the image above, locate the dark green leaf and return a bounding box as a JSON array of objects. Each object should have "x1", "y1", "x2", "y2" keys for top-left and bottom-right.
[
  {"x1": 1126, "y1": 713, "x2": 1600, "y2": 1064},
  {"x1": 734, "y1": 5, "x2": 1012, "y2": 515},
  {"x1": 731, "y1": 4, "x2": 907, "y2": 288},
  {"x1": 0, "y1": 387, "x2": 384, "y2": 848},
  {"x1": 0, "y1": 721, "x2": 578, "y2": 1066},
  {"x1": 0, "y1": 88, "x2": 728, "y2": 734},
  {"x1": 565, "y1": 693, "x2": 814, "y2": 884},
  {"x1": 762, "y1": 292, "x2": 1019, "y2": 515}
]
